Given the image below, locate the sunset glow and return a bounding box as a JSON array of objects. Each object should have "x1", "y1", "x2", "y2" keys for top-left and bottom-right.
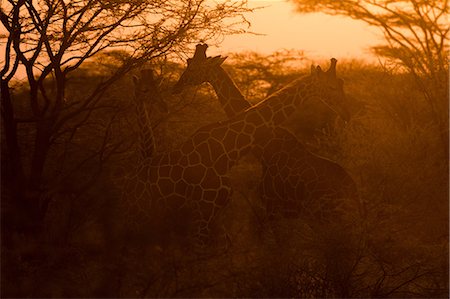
[
  {"x1": 212, "y1": 0, "x2": 381, "y2": 60},
  {"x1": 1, "y1": 0, "x2": 448, "y2": 297}
]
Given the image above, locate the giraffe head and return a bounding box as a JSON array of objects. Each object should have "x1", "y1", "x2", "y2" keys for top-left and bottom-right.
[
  {"x1": 308, "y1": 58, "x2": 351, "y2": 122},
  {"x1": 172, "y1": 43, "x2": 227, "y2": 94},
  {"x1": 133, "y1": 69, "x2": 168, "y2": 113}
]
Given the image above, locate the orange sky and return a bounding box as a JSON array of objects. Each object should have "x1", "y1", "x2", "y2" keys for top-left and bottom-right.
[
  {"x1": 209, "y1": 0, "x2": 382, "y2": 61},
  {"x1": 3, "y1": 0, "x2": 383, "y2": 80}
]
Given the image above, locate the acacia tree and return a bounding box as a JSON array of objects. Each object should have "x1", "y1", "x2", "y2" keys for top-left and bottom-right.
[
  {"x1": 0, "y1": 0, "x2": 251, "y2": 231},
  {"x1": 228, "y1": 50, "x2": 305, "y2": 101},
  {"x1": 290, "y1": 0, "x2": 449, "y2": 152}
]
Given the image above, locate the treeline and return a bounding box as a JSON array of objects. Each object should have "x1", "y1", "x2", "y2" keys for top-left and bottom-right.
[{"x1": 2, "y1": 51, "x2": 448, "y2": 297}]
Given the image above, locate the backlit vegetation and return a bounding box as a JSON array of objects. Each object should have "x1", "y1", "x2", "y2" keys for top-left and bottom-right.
[{"x1": 2, "y1": 52, "x2": 447, "y2": 297}]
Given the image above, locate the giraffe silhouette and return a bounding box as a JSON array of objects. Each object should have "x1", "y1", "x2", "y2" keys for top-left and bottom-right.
[
  {"x1": 172, "y1": 46, "x2": 364, "y2": 296},
  {"x1": 119, "y1": 54, "x2": 355, "y2": 256},
  {"x1": 118, "y1": 69, "x2": 234, "y2": 249},
  {"x1": 172, "y1": 43, "x2": 252, "y2": 117},
  {"x1": 132, "y1": 69, "x2": 168, "y2": 161},
  {"x1": 173, "y1": 44, "x2": 361, "y2": 228}
]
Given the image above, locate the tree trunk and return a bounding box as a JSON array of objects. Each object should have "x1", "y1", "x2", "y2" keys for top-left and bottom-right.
[
  {"x1": 1, "y1": 80, "x2": 24, "y2": 190},
  {"x1": 0, "y1": 80, "x2": 38, "y2": 237},
  {"x1": 27, "y1": 119, "x2": 54, "y2": 225},
  {"x1": 1, "y1": 80, "x2": 54, "y2": 233},
  {"x1": 29, "y1": 122, "x2": 52, "y2": 188}
]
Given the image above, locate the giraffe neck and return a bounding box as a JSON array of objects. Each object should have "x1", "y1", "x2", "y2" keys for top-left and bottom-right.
[
  {"x1": 134, "y1": 96, "x2": 155, "y2": 161},
  {"x1": 204, "y1": 66, "x2": 313, "y2": 159},
  {"x1": 207, "y1": 66, "x2": 251, "y2": 117},
  {"x1": 207, "y1": 72, "x2": 314, "y2": 132},
  {"x1": 191, "y1": 75, "x2": 314, "y2": 169},
  {"x1": 247, "y1": 77, "x2": 312, "y2": 128}
]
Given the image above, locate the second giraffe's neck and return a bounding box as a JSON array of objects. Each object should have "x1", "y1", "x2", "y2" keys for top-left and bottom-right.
[
  {"x1": 134, "y1": 97, "x2": 155, "y2": 161},
  {"x1": 208, "y1": 66, "x2": 251, "y2": 118},
  {"x1": 245, "y1": 76, "x2": 312, "y2": 128}
]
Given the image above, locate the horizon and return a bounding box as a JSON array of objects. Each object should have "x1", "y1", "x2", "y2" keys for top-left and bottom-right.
[
  {"x1": 3, "y1": 0, "x2": 384, "y2": 81},
  {"x1": 208, "y1": 0, "x2": 382, "y2": 62}
]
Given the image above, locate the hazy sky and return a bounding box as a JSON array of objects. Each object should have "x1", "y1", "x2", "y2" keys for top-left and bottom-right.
[
  {"x1": 3, "y1": 0, "x2": 384, "y2": 80},
  {"x1": 209, "y1": 0, "x2": 382, "y2": 61}
]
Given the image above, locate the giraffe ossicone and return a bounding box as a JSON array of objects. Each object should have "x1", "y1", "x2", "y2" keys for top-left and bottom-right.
[{"x1": 173, "y1": 43, "x2": 251, "y2": 117}]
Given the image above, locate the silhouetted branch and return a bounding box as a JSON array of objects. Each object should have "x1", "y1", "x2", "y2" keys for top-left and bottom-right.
[{"x1": 0, "y1": 0, "x2": 252, "y2": 232}]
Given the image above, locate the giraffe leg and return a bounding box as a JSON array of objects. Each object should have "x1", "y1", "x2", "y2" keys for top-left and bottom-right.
[{"x1": 192, "y1": 180, "x2": 232, "y2": 254}]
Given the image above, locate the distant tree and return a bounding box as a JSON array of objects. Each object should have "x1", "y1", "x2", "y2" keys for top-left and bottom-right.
[
  {"x1": 227, "y1": 50, "x2": 305, "y2": 101},
  {"x1": 0, "y1": 0, "x2": 252, "y2": 231},
  {"x1": 289, "y1": 0, "x2": 449, "y2": 152}
]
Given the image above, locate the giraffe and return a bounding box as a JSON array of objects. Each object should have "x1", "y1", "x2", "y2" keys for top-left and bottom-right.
[
  {"x1": 172, "y1": 43, "x2": 252, "y2": 117},
  {"x1": 172, "y1": 44, "x2": 361, "y2": 229},
  {"x1": 117, "y1": 68, "x2": 235, "y2": 249},
  {"x1": 132, "y1": 69, "x2": 168, "y2": 161},
  {"x1": 117, "y1": 53, "x2": 354, "y2": 261},
  {"x1": 172, "y1": 46, "x2": 363, "y2": 296}
]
